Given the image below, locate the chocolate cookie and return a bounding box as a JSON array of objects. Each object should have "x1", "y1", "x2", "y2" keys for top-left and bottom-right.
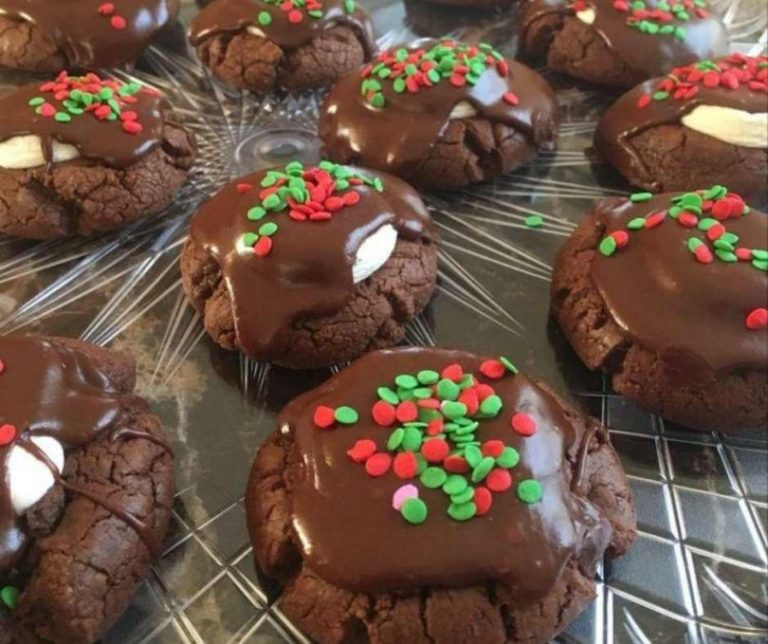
[
  {"x1": 188, "y1": 0, "x2": 374, "y2": 93},
  {"x1": 0, "y1": 0, "x2": 179, "y2": 71},
  {"x1": 552, "y1": 187, "x2": 768, "y2": 433},
  {"x1": 519, "y1": 0, "x2": 729, "y2": 88},
  {"x1": 0, "y1": 335, "x2": 175, "y2": 642},
  {"x1": 181, "y1": 160, "x2": 437, "y2": 369},
  {"x1": 319, "y1": 40, "x2": 559, "y2": 190},
  {"x1": 595, "y1": 53, "x2": 768, "y2": 204},
  {"x1": 0, "y1": 72, "x2": 195, "y2": 239},
  {"x1": 246, "y1": 347, "x2": 636, "y2": 643}
]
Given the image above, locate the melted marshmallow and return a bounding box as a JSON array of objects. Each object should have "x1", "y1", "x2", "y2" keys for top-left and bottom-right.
[
  {"x1": 0, "y1": 134, "x2": 80, "y2": 169},
  {"x1": 7, "y1": 435, "x2": 64, "y2": 514},
  {"x1": 681, "y1": 105, "x2": 768, "y2": 148}
]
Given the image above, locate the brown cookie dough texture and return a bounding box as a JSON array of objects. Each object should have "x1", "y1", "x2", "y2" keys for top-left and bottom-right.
[
  {"x1": 0, "y1": 338, "x2": 175, "y2": 643},
  {"x1": 551, "y1": 191, "x2": 768, "y2": 433},
  {"x1": 181, "y1": 162, "x2": 437, "y2": 369},
  {"x1": 319, "y1": 40, "x2": 559, "y2": 190},
  {"x1": 519, "y1": 0, "x2": 729, "y2": 88},
  {"x1": 188, "y1": 0, "x2": 374, "y2": 93},
  {"x1": 0, "y1": 74, "x2": 196, "y2": 239},
  {"x1": 245, "y1": 348, "x2": 636, "y2": 644},
  {"x1": 594, "y1": 54, "x2": 768, "y2": 204},
  {"x1": 0, "y1": 1, "x2": 180, "y2": 71}
]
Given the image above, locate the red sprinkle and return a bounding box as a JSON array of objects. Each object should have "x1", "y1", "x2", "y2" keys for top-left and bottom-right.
[
  {"x1": 481, "y1": 439, "x2": 505, "y2": 458},
  {"x1": 426, "y1": 418, "x2": 444, "y2": 436},
  {"x1": 395, "y1": 400, "x2": 418, "y2": 423},
  {"x1": 421, "y1": 438, "x2": 450, "y2": 463},
  {"x1": 0, "y1": 424, "x2": 17, "y2": 446},
  {"x1": 98, "y1": 2, "x2": 115, "y2": 15},
  {"x1": 479, "y1": 359, "x2": 505, "y2": 379},
  {"x1": 486, "y1": 468, "x2": 512, "y2": 493},
  {"x1": 694, "y1": 245, "x2": 713, "y2": 264},
  {"x1": 0, "y1": 359, "x2": 4, "y2": 375},
  {"x1": 393, "y1": 452, "x2": 419, "y2": 479},
  {"x1": 637, "y1": 94, "x2": 652, "y2": 108},
  {"x1": 645, "y1": 211, "x2": 666, "y2": 228},
  {"x1": 110, "y1": 15, "x2": 127, "y2": 29},
  {"x1": 122, "y1": 120, "x2": 143, "y2": 134},
  {"x1": 236, "y1": 183, "x2": 253, "y2": 194},
  {"x1": 347, "y1": 439, "x2": 376, "y2": 463},
  {"x1": 458, "y1": 388, "x2": 479, "y2": 415},
  {"x1": 511, "y1": 412, "x2": 536, "y2": 436},
  {"x1": 503, "y1": 92, "x2": 519, "y2": 106},
  {"x1": 371, "y1": 400, "x2": 396, "y2": 426},
  {"x1": 746, "y1": 307, "x2": 768, "y2": 330},
  {"x1": 474, "y1": 486, "x2": 493, "y2": 515},
  {"x1": 288, "y1": 9, "x2": 303, "y2": 23},
  {"x1": 365, "y1": 452, "x2": 392, "y2": 477},
  {"x1": 707, "y1": 223, "x2": 725, "y2": 240},
  {"x1": 254, "y1": 236, "x2": 273, "y2": 257},
  {"x1": 39, "y1": 103, "x2": 56, "y2": 118},
  {"x1": 474, "y1": 383, "x2": 495, "y2": 400},
  {"x1": 313, "y1": 405, "x2": 335, "y2": 429},
  {"x1": 611, "y1": 230, "x2": 629, "y2": 247},
  {"x1": 444, "y1": 455, "x2": 469, "y2": 473},
  {"x1": 441, "y1": 363, "x2": 463, "y2": 381}
]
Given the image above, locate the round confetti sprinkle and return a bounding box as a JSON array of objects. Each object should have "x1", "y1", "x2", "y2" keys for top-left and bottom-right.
[
  {"x1": 746, "y1": 307, "x2": 768, "y2": 330},
  {"x1": 365, "y1": 452, "x2": 392, "y2": 477},
  {"x1": 479, "y1": 395, "x2": 502, "y2": 417},
  {"x1": 0, "y1": 424, "x2": 17, "y2": 446},
  {"x1": 442, "y1": 474, "x2": 468, "y2": 496},
  {"x1": 464, "y1": 445, "x2": 483, "y2": 468},
  {"x1": 517, "y1": 479, "x2": 543, "y2": 504},
  {"x1": 386, "y1": 427, "x2": 405, "y2": 451},
  {"x1": 395, "y1": 374, "x2": 419, "y2": 389},
  {"x1": 402, "y1": 426, "x2": 423, "y2": 452},
  {"x1": 346, "y1": 439, "x2": 377, "y2": 463},
  {"x1": 0, "y1": 586, "x2": 20, "y2": 610},
  {"x1": 392, "y1": 484, "x2": 419, "y2": 511},
  {"x1": 496, "y1": 446, "x2": 520, "y2": 469},
  {"x1": 258, "y1": 10, "x2": 272, "y2": 25},
  {"x1": 396, "y1": 400, "x2": 418, "y2": 423},
  {"x1": 334, "y1": 406, "x2": 358, "y2": 424},
  {"x1": 486, "y1": 468, "x2": 512, "y2": 492},
  {"x1": 511, "y1": 412, "x2": 536, "y2": 436},
  {"x1": 420, "y1": 466, "x2": 448, "y2": 488},
  {"x1": 417, "y1": 369, "x2": 439, "y2": 384},
  {"x1": 421, "y1": 438, "x2": 450, "y2": 463},
  {"x1": 441, "y1": 363, "x2": 463, "y2": 381},
  {"x1": 401, "y1": 497, "x2": 428, "y2": 524},
  {"x1": 474, "y1": 486, "x2": 492, "y2": 515},
  {"x1": 378, "y1": 386, "x2": 399, "y2": 404},
  {"x1": 372, "y1": 400, "x2": 396, "y2": 426},
  {"x1": 393, "y1": 452, "x2": 419, "y2": 479},
  {"x1": 471, "y1": 456, "x2": 495, "y2": 483},
  {"x1": 444, "y1": 454, "x2": 470, "y2": 473},
  {"x1": 313, "y1": 405, "x2": 335, "y2": 429},
  {"x1": 479, "y1": 359, "x2": 505, "y2": 379},
  {"x1": 447, "y1": 501, "x2": 476, "y2": 521}
]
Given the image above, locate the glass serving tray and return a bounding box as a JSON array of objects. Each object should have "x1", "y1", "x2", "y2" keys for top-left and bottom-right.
[{"x1": 0, "y1": 1, "x2": 766, "y2": 642}]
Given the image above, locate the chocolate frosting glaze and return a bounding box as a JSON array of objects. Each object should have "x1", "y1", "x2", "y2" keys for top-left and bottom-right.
[
  {"x1": 280, "y1": 347, "x2": 610, "y2": 599},
  {"x1": 0, "y1": 336, "x2": 167, "y2": 572},
  {"x1": 590, "y1": 195, "x2": 768, "y2": 378},
  {"x1": 0, "y1": 0, "x2": 180, "y2": 68},
  {"x1": 0, "y1": 76, "x2": 166, "y2": 169},
  {"x1": 189, "y1": 165, "x2": 434, "y2": 362},
  {"x1": 520, "y1": 0, "x2": 729, "y2": 81},
  {"x1": 319, "y1": 40, "x2": 558, "y2": 178},
  {"x1": 595, "y1": 54, "x2": 768, "y2": 189},
  {"x1": 189, "y1": 0, "x2": 374, "y2": 56}
]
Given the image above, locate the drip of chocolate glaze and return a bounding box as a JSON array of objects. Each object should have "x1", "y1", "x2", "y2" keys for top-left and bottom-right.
[
  {"x1": 595, "y1": 58, "x2": 768, "y2": 190},
  {"x1": 318, "y1": 41, "x2": 559, "y2": 179},
  {"x1": 188, "y1": 0, "x2": 375, "y2": 57},
  {"x1": 520, "y1": 0, "x2": 729, "y2": 81},
  {"x1": 0, "y1": 336, "x2": 170, "y2": 572},
  {"x1": 0, "y1": 82, "x2": 166, "y2": 169},
  {"x1": 589, "y1": 195, "x2": 768, "y2": 380},
  {"x1": 0, "y1": 0, "x2": 180, "y2": 69},
  {"x1": 281, "y1": 347, "x2": 612, "y2": 600},
  {"x1": 189, "y1": 167, "x2": 435, "y2": 362}
]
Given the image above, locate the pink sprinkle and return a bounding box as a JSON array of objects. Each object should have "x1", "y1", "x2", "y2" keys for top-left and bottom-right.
[{"x1": 392, "y1": 484, "x2": 419, "y2": 511}]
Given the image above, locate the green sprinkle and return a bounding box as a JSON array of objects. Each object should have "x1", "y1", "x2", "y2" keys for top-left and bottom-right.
[
  {"x1": 417, "y1": 369, "x2": 439, "y2": 385},
  {"x1": 447, "y1": 501, "x2": 476, "y2": 521},
  {"x1": 479, "y1": 395, "x2": 502, "y2": 417},
  {"x1": 402, "y1": 426, "x2": 423, "y2": 452},
  {"x1": 344, "y1": 0, "x2": 355, "y2": 11},
  {"x1": 436, "y1": 378, "x2": 461, "y2": 401},
  {"x1": 378, "y1": 387, "x2": 400, "y2": 404},
  {"x1": 28, "y1": 97, "x2": 44, "y2": 107},
  {"x1": 263, "y1": 194, "x2": 281, "y2": 210},
  {"x1": 441, "y1": 400, "x2": 468, "y2": 420},
  {"x1": 401, "y1": 497, "x2": 428, "y2": 524},
  {"x1": 464, "y1": 445, "x2": 483, "y2": 468},
  {"x1": 599, "y1": 236, "x2": 618, "y2": 256},
  {"x1": 715, "y1": 250, "x2": 737, "y2": 263},
  {"x1": 517, "y1": 479, "x2": 543, "y2": 504},
  {"x1": 752, "y1": 249, "x2": 768, "y2": 261},
  {"x1": 687, "y1": 238, "x2": 703, "y2": 253},
  {"x1": 499, "y1": 356, "x2": 518, "y2": 374},
  {"x1": 334, "y1": 406, "x2": 358, "y2": 424},
  {"x1": 697, "y1": 217, "x2": 718, "y2": 231},
  {"x1": 247, "y1": 207, "x2": 266, "y2": 221},
  {"x1": 451, "y1": 487, "x2": 475, "y2": 504},
  {"x1": 420, "y1": 467, "x2": 448, "y2": 489},
  {"x1": 702, "y1": 185, "x2": 727, "y2": 200},
  {"x1": 630, "y1": 192, "x2": 653, "y2": 203},
  {"x1": 525, "y1": 215, "x2": 544, "y2": 228},
  {"x1": 627, "y1": 217, "x2": 646, "y2": 230},
  {"x1": 370, "y1": 93, "x2": 386, "y2": 108},
  {"x1": 471, "y1": 456, "x2": 495, "y2": 483},
  {"x1": 395, "y1": 374, "x2": 418, "y2": 389},
  {"x1": 442, "y1": 475, "x2": 468, "y2": 496},
  {"x1": 387, "y1": 427, "x2": 405, "y2": 451},
  {"x1": 496, "y1": 446, "x2": 520, "y2": 469},
  {"x1": 412, "y1": 387, "x2": 432, "y2": 399},
  {"x1": 753, "y1": 259, "x2": 768, "y2": 271},
  {"x1": 258, "y1": 222, "x2": 278, "y2": 236},
  {"x1": 653, "y1": 91, "x2": 669, "y2": 100},
  {"x1": 242, "y1": 232, "x2": 259, "y2": 248},
  {"x1": 713, "y1": 240, "x2": 734, "y2": 252},
  {"x1": 0, "y1": 586, "x2": 20, "y2": 610},
  {"x1": 54, "y1": 112, "x2": 71, "y2": 123}
]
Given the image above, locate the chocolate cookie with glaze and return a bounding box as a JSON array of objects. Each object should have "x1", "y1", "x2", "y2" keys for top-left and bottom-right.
[
  {"x1": 188, "y1": 0, "x2": 374, "y2": 93},
  {"x1": 0, "y1": 71, "x2": 195, "y2": 239},
  {"x1": 519, "y1": 0, "x2": 729, "y2": 89},
  {"x1": 0, "y1": 0, "x2": 179, "y2": 71},
  {"x1": 552, "y1": 186, "x2": 768, "y2": 433},
  {"x1": 246, "y1": 347, "x2": 636, "y2": 643},
  {"x1": 319, "y1": 39, "x2": 559, "y2": 190},
  {"x1": 595, "y1": 53, "x2": 768, "y2": 204},
  {"x1": 181, "y1": 160, "x2": 437, "y2": 369},
  {"x1": 0, "y1": 335, "x2": 175, "y2": 642}
]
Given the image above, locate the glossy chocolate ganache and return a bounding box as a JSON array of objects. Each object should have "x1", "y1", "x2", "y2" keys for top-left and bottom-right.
[
  {"x1": 520, "y1": 0, "x2": 729, "y2": 80},
  {"x1": 277, "y1": 347, "x2": 611, "y2": 599},
  {"x1": 319, "y1": 39, "x2": 559, "y2": 179},
  {"x1": 590, "y1": 187, "x2": 768, "y2": 380},
  {"x1": 0, "y1": 336, "x2": 171, "y2": 577},
  {"x1": 189, "y1": 0, "x2": 374, "y2": 55},
  {"x1": 595, "y1": 54, "x2": 768, "y2": 190},
  {"x1": 0, "y1": 72, "x2": 167, "y2": 170},
  {"x1": 0, "y1": 0, "x2": 179, "y2": 69},
  {"x1": 188, "y1": 161, "x2": 434, "y2": 361}
]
